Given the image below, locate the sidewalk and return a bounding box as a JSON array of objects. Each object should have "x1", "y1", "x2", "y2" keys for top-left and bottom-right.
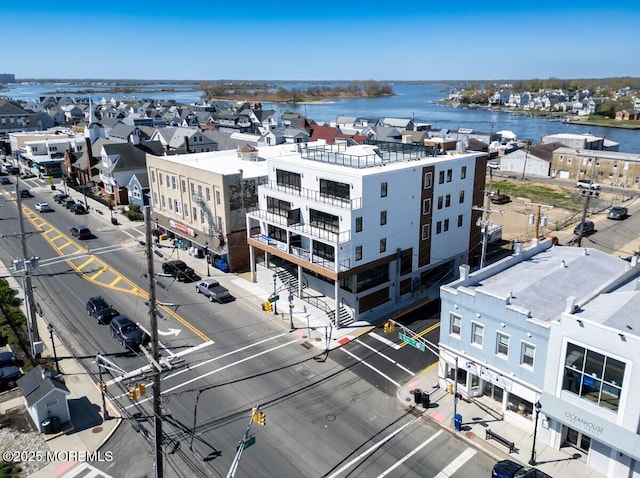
[
  {"x1": 397, "y1": 363, "x2": 605, "y2": 478},
  {"x1": 27, "y1": 178, "x2": 611, "y2": 477},
  {"x1": 0, "y1": 272, "x2": 120, "y2": 478}
]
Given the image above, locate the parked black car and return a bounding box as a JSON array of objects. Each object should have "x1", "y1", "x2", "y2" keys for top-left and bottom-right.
[
  {"x1": 492, "y1": 460, "x2": 551, "y2": 478},
  {"x1": 86, "y1": 296, "x2": 119, "y2": 324},
  {"x1": 110, "y1": 315, "x2": 149, "y2": 349},
  {"x1": 19, "y1": 189, "x2": 33, "y2": 198},
  {"x1": 53, "y1": 193, "x2": 69, "y2": 204},
  {"x1": 0, "y1": 365, "x2": 21, "y2": 387},
  {"x1": 162, "y1": 260, "x2": 199, "y2": 282},
  {"x1": 63, "y1": 198, "x2": 76, "y2": 209},
  {"x1": 0, "y1": 351, "x2": 17, "y2": 367},
  {"x1": 70, "y1": 203, "x2": 87, "y2": 215}
]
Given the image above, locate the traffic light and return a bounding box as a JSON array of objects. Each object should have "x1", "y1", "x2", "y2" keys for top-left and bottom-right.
[
  {"x1": 262, "y1": 301, "x2": 272, "y2": 312},
  {"x1": 100, "y1": 381, "x2": 107, "y2": 393},
  {"x1": 129, "y1": 388, "x2": 137, "y2": 400},
  {"x1": 257, "y1": 411, "x2": 266, "y2": 426},
  {"x1": 383, "y1": 321, "x2": 395, "y2": 333},
  {"x1": 251, "y1": 406, "x2": 259, "y2": 423},
  {"x1": 138, "y1": 383, "x2": 146, "y2": 397}
]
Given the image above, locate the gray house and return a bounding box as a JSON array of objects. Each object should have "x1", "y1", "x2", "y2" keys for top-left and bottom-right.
[
  {"x1": 17, "y1": 365, "x2": 70, "y2": 433},
  {"x1": 127, "y1": 172, "x2": 150, "y2": 208}
]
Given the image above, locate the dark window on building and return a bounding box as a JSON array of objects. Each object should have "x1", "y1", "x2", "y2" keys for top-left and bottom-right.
[
  {"x1": 266, "y1": 196, "x2": 291, "y2": 217},
  {"x1": 267, "y1": 224, "x2": 287, "y2": 242},
  {"x1": 320, "y1": 178, "x2": 350, "y2": 201},
  {"x1": 400, "y1": 248, "x2": 413, "y2": 276},
  {"x1": 355, "y1": 245, "x2": 362, "y2": 261},
  {"x1": 439, "y1": 171, "x2": 445, "y2": 184},
  {"x1": 381, "y1": 182, "x2": 388, "y2": 197},
  {"x1": 380, "y1": 210, "x2": 387, "y2": 226},
  {"x1": 380, "y1": 238, "x2": 386, "y2": 253},
  {"x1": 562, "y1": 342, "x2": 625, "y2": 412},
  {"x1": 436, "y1": 221, "x2": 442, "y2": 234},
  {"x1": 444, "y1": 218, "x2": 449, "y2": 231},
  {"x1": 424, "y1": 172, "x2": 432, "y2": 189},
  {"x1": 355, "y1": 216, "x2": 363, "y2": 233},
  {"x1": 356, "y1": 263, "x2": 389, "y2": 293},
  {"x1": 276, "y1": 169, "x2": 301, "y2": 191},
  {"x1": 423, "y1": 198, "x2": 431, "y2": 215},
  {"x1": 437, "y1": 196, "x2": 443, "y2": 209},
  {"x1": 309, "y1": 209, "x2": 339, "y2": 233},
  {"x1": 445, "y1": 194, "x2": 451, "y2": 207},
  {"x1": 458, "y1": 214, "x2": 463, "y2": 227},
  {"x1": 459, "y1": 190, "x2": 465, "y2": 203},
  {"x1": 446, "y1": 169, "x2": 452, "y2": 182},
  {"x1": 312, "y1": 240, "x2": 335, "y2": 262},
  {"x1": 461, "y1": 166, "x2": 467, "y2": 180}
]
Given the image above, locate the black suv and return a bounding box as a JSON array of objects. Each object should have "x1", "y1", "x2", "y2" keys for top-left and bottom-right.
[
  {"x1": 110, "y1": 315, "x2": 149, "y2": 349},
  {"x1": 86, "y1": 296, "x2": 119, "y2": 324},
  {"x1": 162, "y1": 260, "x2": 198, "y2": 282}
]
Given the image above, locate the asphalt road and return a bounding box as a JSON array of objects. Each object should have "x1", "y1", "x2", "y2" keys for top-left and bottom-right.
[{"x1": 1, "y1": 180, "x2": 500, "y2": 477}]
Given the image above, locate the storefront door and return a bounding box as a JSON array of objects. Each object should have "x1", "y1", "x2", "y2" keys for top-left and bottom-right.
[{"x1": 564, "y1": 426, "x2": 591, "y2": 453}]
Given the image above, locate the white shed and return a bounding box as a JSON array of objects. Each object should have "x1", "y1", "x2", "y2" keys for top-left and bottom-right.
[{"x1": 17, "y1": 365, "x2": 70, "y2": 434}]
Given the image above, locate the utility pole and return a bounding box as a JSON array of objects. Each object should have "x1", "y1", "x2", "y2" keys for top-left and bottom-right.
[
  {"x1": 475, "y1": 164, "x2": 495, "y2": 269},
  {"x1": 576, "y1": 156, "x2": 599, "y2": 247},
  {"x1": 15, "y1": 178, "x2": 41, "y2": 356},
  {"x1": 520, "y1": 139, "x2": 531, "y2": 180},
  {"x1": 145, "y1": 206, "x2": 163, "y2": 478}
]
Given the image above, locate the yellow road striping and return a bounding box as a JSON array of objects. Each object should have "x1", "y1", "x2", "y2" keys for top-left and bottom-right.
[
  {"x1": 398, "y1": 321, "x2": 440, "y2": 349},
  {"x1": 108, "y1": 277, "x2": 122, "y2": 287},
  {"x1": 89, "y1": 268, "x2": 108, "y2": 281},
  {"x1": 23, "y1": 204, "x2": 211, "y2": 343},
  {"x1": 76, "y1": 257, "x2": 96, "y2": 270}
]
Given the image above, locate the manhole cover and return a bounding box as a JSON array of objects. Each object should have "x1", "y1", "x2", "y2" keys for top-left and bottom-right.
[
  {"x1": 464, "y1": 431, "x2": 475, "y2": 439},
  {"x1": 301, "y1": 370, "x2": 311, "y2": 377},
  {"x1": 326, "y1": 414, "x2": 336, "y2": 421},
  {"x1": 314, "y1": 337, "x2": 323, "y2": 342},
  {"x1": 92, "y1": 426, "x2": 103, "y2": 434}
]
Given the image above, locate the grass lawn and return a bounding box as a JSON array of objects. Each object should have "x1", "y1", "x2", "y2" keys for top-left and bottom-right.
[{"x1": 490, "y1": 179, "x2": 585, "y2": 210}]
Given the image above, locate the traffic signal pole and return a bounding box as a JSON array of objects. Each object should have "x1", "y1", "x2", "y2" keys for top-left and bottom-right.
[{"x1": 227, "y1": 407, "x2": 260, "y2": 478}]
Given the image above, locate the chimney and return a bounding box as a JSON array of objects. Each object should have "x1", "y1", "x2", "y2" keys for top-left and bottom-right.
[
  {"x1": 565, "y1": 296, "x2": 577, "y2": 313},
  {"x1": 183, "y1": 136, "x2": 190, "y2": 152},
  {"x1": 41, "y1": 367, "x2": 52, "y2": 380},
  {"x1": 459, "y1": 264, "x2": 470, "y2": 280},
  {"x1": 85, "y1": 136, "x2": 93, "y2": 173},
  {"x1": 513, "y1": 242, "x2": 522, "y2": 255}
]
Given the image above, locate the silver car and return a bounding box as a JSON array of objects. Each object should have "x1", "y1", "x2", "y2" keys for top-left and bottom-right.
[{"x1": 607, "y1": 206, "x2": 628, "y2": 220}]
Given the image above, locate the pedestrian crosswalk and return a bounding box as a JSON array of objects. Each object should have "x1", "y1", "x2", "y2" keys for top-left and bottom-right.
[{"x1": 61, "y1": 462, "x2": 114, "y2": 478}]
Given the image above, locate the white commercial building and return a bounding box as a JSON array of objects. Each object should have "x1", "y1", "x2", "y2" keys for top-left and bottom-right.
[
  {"x1": 246, "y1": 139, "x2": 488, "y2": 327},
  {"x1": 439, "y1": 238, "x2": 640, "y2": 478}
]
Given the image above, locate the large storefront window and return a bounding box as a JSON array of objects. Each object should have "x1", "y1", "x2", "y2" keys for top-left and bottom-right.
[{"x1": 562, "y1": 342, "x2": 625, "y2": 412}]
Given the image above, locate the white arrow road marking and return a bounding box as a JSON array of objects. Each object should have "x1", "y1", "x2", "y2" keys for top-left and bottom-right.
[
  {"x1": 377, "y1": 430, "x2": 444, "y2": 477},
  {"x1": 324, "y1": 416, "x2": 423, "y2": 478},
  {"x1": 340, "y1": 348, "x2": 401, "y2": 387},
  {"x1": 157, "y1": 328, "x2": 181, "y2": 336}
]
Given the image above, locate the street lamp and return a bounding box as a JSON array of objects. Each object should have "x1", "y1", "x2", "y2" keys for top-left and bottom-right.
[
  {"x1": 47, "y1": 323, "x2": 60, "y2": 373},
  {"x1": 204, "y1": 243, "x2": 210, "y2": 277},
  {"x1": 272, "y1": 273, "x2": 278, "y2": 316},
  {"x1": 529, "y1": 400, "x2": 542, "y2": 466}
]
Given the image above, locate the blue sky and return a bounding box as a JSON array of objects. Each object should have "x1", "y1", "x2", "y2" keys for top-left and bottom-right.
[{"x1": 2, "y1": 1, "x2": 637, "y2": 81}]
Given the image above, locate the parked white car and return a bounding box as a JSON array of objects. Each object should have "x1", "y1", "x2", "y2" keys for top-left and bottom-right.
[{"x1": 35, "y1": 202, "x2": 53, "y2": 212}]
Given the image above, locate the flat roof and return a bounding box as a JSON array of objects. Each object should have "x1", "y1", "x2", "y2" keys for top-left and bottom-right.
[{"x1": 470, "y1": 246, "x2": 630, "y2": 323}]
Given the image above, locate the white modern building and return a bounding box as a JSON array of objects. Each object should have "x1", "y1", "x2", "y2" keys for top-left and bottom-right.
[
  {"x1": 246, "y1": 139, "x2": 488, "y2": 327},
  {"x1": 439, "y1": 238, "x2": 640, "y2": 478}
]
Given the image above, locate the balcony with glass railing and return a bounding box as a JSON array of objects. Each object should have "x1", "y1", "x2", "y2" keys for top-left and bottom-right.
[{"x1": 261, "y1": 180, "x2": 362, "y2": 210}]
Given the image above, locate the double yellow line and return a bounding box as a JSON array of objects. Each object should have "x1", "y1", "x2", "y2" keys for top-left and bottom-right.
[{"x1": 23, "y1": 204, "x2": 211, "y2": 342}]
